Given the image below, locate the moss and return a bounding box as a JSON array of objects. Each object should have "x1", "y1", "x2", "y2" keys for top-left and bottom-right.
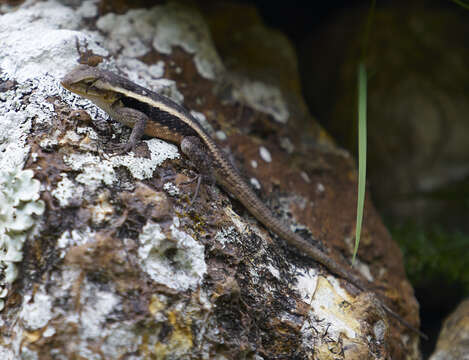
[{"x1": 391, "y1": 222, "x2": 469, "y2": 294}]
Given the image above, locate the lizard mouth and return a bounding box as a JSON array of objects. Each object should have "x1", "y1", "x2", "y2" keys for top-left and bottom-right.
[
  {"x1": 60, "y1": 78, "x2": 71, "y2": 90},
  {"x1": 60, "y1": 70, "x2": 77, "y2": 90},
  {"x1": 60, "y1": 78, "x2": 87, "y2": 96},
  {"x1": 60, "y1": 77, "x2": 79, "y2": 93}
]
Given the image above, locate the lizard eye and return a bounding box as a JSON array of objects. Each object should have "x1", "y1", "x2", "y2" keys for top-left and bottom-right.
[{"x1": 84, "y1": 79, "x2": 98, "y2": 93}]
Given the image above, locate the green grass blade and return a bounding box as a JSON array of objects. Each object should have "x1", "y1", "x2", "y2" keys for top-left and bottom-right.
[{"x1": 352, "y1": 63, "x2": 367, "y2": 264}]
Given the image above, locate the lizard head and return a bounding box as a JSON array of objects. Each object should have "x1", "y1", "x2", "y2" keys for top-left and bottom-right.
[
  {"x1": 61, "y1": 65, "x2": 121, "y2": 109},
  {"x1": 61, "y1": 64, "x2": 102, "y2": 95}
]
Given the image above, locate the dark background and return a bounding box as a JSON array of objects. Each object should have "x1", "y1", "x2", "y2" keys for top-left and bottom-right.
[{"x1": 231, "y1": 0, "x2": 468, "y2": 357}]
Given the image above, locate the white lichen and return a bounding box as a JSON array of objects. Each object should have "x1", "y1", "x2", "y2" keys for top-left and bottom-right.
[
  {"x1": 0, "y1": 346, "x2": 14, "y2": 360},
  {"x1": 100, "y1": 324, "x2": 142, "y2": 358},
  {"x1": 214, "y1": 226, "x2": 241, "y2": 247},
  {"x1": 0, "y1": 108, "x2": 32, "y2": 172},
  {"x1": 300, "y1": 171, "x2": 311, "y2": 184},
  {"x1": 190, "y1": 110, "x2": 214, "y2": 134},
  {"x1": 89, "y1": 192, "x2": 114, "y2": 224},
  {"x1": 0, "y1": 21, "x2": 61, "y2": 313},
  {"x1": 56, "y1": 229, "x2": 96, "y2": 259},
  {"x1": 150, "y1": 3, "x2": 224, "y2": 79},
  {"x1": 51, "y1": 174, "x2": 83, "y2": 207},
  {"x1": 280, "y1": 137, "x2": 294, "y2": 154},
  {"x1": 294, "y1": 268, "x2": 320, "y2": 303},
  {"x1": 250, "y1": 178, "x2": 261, "y2": 190},
  {"x1": 259, "y1": 146, "x2": 272, "y2": 163},
  {"x1": 20, "y1": 289, "x2": 53, "y2": 330},
  {"x1": 64, "y1": 152, "x2": 116, "y2": 191},
  {"x1": 63, "y1": 138, "x2": 179, "y2": 191},
  {"x1": 80, "y1": 284, "x2": 121, "y2": 339},
  {"x1": 138, "y1": 219, "x2": 206, "y2": 291},
  {"x1": 232, "y1": 80, "x2": 290, "y2": 124},
  {"x1": 96, "y1": 2, "x2": 224, "y2": 80},
  {"x1": 215, "y1": 131, "x2": 227, "y2": 141},
  {"x1": 0, "y1": 169, "x2": 45, "y2": 311},
  {"x1": 110, "y1": 138, "x2": 180, "y2": 180},
  {"x1": 163, "y1": 182, "x2": 180, "y2": 196},
  {"x1": 43, "y1": 326, "x2": 56, "y2": 338},
  {"x1": 0, "y1": 1, "x2": 106, "y2": 83},
  {"x1": 76, "y1": 0, "x2": 99, "y2": 19}
]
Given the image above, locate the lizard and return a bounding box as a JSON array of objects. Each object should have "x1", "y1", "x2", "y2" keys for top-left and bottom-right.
[{"x1": 60, "y1": 64, "x2": 425, "y2": 338}]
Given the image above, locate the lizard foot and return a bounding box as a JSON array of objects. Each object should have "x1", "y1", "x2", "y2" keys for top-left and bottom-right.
[
  {"x1": 106, "y1": 142, "x2": 134, "y2": 156},
  {"x1": 180, "y1": 174, "x2": 203, "y2": 204}
]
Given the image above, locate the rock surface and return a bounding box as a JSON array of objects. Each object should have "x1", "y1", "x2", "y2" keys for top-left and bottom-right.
[
  {"x1": 430, "y1": 299, "x2": 469, "y2": 360},
  {"x1": 0, "y1": 1, "x2": 420, "y2": 358}
]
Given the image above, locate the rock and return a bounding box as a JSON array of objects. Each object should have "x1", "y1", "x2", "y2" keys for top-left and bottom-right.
[
  {"x1": 0, "y1": 1, "x2": 420, "y2": 358},
  {"x1": 430, "y1": 299, "x2": 469, "y2": 360}
]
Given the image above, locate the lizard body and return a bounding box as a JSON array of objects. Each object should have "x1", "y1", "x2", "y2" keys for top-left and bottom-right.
[{"x1": 61, "y1": 65, "x2": 424, "y2": 337}]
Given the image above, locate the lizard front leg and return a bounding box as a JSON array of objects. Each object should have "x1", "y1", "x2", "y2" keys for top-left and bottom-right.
[{"x1": 108, "y1": 105, "x2": 148, "y2": 155}]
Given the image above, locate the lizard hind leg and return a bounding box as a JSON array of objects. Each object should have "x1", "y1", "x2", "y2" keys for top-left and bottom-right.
[
  {"x1": 180, "y1": 136, "x2": 216, "y2": 202},
  {"x1": 178, "y1": 174, "x2": 203, "y2": 204}
]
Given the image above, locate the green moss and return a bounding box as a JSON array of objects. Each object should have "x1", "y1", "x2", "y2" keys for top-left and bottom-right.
[{"x1": 391, "y1": 222, "x2": 469, "y2": 294}]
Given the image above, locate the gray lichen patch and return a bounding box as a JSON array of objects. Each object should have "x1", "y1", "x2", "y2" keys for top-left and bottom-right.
[
  {"x1": 0, "y1": 80, "x2": 34, "y2": 171},
  {"x1": 138, "y1": 219, "x2": 207, "y2": 291},
  {"x1": 110, "y1": 139, "x2": 180, "y2": 180},
  {"x1": 56, "y1": 228, "x2": 97, "y2": 259},
  {"x1": 0, "y1": 0, "x2": 105, "y2": 83},
  {"x1": 79, "y1": 282, "x2": 122, "y2": 339},
  {"x1": 231, "y1": 79, "x2": 290, "y2": 124},
  {"x1": 95, "y1": 2, "x2": 224, "y2": 81},
  {"x1": 63, "y1": 138, "x2": 179, "y2": 190},
  {"x1": 16, "y1": 268, "x2": 143, "y2": 360},
  {"x1": 0, "y1": 346, "x2": 14, "y2": 360},
  {"x1": 51, "y1": 174, "x2": 83, "y2": 207},
  {"x1": 19, "y1": 288, "x2": 53, "y2": 330}
]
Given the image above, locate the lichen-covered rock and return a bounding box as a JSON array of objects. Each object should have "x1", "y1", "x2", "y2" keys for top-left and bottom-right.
[
  {"x1": 430, "y1": 299, "x2": 469, "y2": 360},
  {"x1": 0, "y1": 1, "x2": 420, "y2": 359}
]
